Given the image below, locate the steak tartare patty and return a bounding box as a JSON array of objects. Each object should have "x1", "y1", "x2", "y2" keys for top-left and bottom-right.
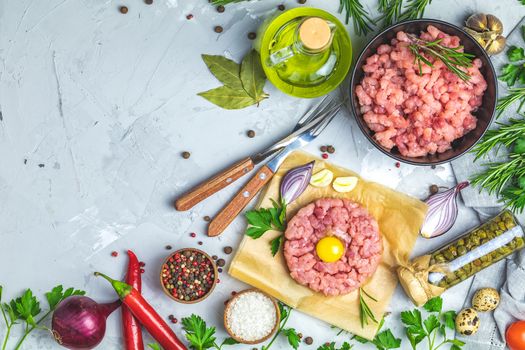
[
  {"x1": 283, "y1": 198, "x2": 382, "y2": 296},
  {"x1": 355, "y1": 25, "x2": 488, "y2": 157}
]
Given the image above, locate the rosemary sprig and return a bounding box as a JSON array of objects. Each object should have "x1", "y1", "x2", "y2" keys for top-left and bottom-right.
[
  {"x1": 377, "y1": 0, "x2": 404, "y2": 27},
  {"x1": 407, "y1": 34, "x2": 474, "y2": 82},
  {"x1": 471, "y1": 117, "x2": 525, "y2": 160},
  {"x1": 339, "y1": 0, "x2": 376, "y2": 36},
  {"x1": 471, "y1": 155, "x2": 525, "y2": 196},
  {"x1": 496, "y1": 87, "x2": 525, "y2": 118},
  {"x1": 359, "y1": 288, "x2": 378, "y2": 328},
  {"x1": 400, "y1": 0, "x2": 433, "y2": 21}
]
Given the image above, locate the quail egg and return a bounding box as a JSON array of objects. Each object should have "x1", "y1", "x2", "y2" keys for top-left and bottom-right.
[
  {"x1": 456, "y1": 308, "x2": 480, "y2": 336},
  {"x1": 472, "y1": 288, "x2": 500, "y2": 312}
]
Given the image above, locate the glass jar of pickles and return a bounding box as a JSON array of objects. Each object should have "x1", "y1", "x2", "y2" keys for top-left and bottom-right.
[
  {"x1": 398, "y1": 210, "x2": 524, "y2": 306},
  {"x1": 428, "y1": 210, "x2": 524, "y2": 288}
]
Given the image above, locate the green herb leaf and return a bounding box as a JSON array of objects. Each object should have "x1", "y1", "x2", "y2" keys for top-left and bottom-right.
[
  {"x1": 198, "y1": 86, "x2": 259, "y2": 110},
  {"x1": 201, "y1": 54, "x2": 243, "y2": 90},
  {"x1": 283, "y1": 328, "x2": 300, "y2": 350},
  {"x1": 499, "y1": 63, "x2": 525, "y2": 87},
  {"x1": 220, "y1": 337, "x2": 239, "y2": 346},
  {"x1": 278, "y1": 302, "x2": 289, "y2": 320},
  {"x1": 423, "y1": 314, "x2": 440, "y2": 334},
  {"x1": 508, "y1": 46, "x2": 525, "y2": 62},
  {"x1": 442, "y1": 310, "x2": 456, "y2": 330},
  {"x1": 406, "y1": 331, "x2": 425, "y2": 350},
  {"x1": 240, "y1": 49, "x2": 268, "y2": 102},
  {"x1": 45, "y1": 285, "x2": 85, "y2": 311},
  {"x1": 359, "y1": 288, "x2": 378, "y2": 328},
  {"x1": 515, "y1": 137, "x2": 525, "y2": 154},
  {"x1": 448, "y1": 338, "x2": 466, "y2": 347},
  {"x1": 14, "y1": 289, "x2": 41, "y2": 325},
  {"x1": 317, "y1": 342, "x2": 353, "y2": 350},
  {"x1": 181, "y1": 314, "x2": 217, "y2": 350},
  {"x1": 270, "y1": 235, "x2": 283, "y2": 256},
  {"x1": 148, "y1": 344, "x2": 163, "y2": 350},
  {"x1": 423, "y1": 296, "x2": 443, "y2": 313},
  {"x1": 401, "y1": 309, "x2": 423, "y2": 329},
  {"x1": 374, "y1": 329, "x2": 402, "y2": 349}
]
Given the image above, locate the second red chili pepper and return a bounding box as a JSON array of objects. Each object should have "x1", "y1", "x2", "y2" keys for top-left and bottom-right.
[
  {"x1": 95, "y1": 272, "x2": 187, "y2": 350},
  {"x1": 122, "y1": 250, "x2": 145, "y2": 350}
]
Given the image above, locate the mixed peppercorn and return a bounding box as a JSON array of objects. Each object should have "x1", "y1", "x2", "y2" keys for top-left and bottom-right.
[{"x1": 161, "y1": 249, "x2": 216, "y2": 302}]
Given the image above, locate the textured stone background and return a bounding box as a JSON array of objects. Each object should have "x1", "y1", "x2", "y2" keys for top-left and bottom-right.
[{"x1": 0, "y1": 0, "x2": 524, "y2": 348}]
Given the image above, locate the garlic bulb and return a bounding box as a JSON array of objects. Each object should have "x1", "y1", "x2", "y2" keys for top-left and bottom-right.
[{"x1": 465, "y1": 13, "x2": 506, "y2": 55}]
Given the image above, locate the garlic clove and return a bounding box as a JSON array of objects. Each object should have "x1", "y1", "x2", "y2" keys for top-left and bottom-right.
[
  {"x1": 332, "y1": 176, "x2": 358, "y2": 193},
  {"x1": 309, "y1": 169, "x2": 333, "y2": 188},
  {"x1": 466, "y1": 13, "x2": 489, "y2": 32},
  {"x1": 487, "y1": 14, "x2": 503, "y2": 35},
  {"x1": 486, "y1": 35, "x2": 506, "y2": 55}
]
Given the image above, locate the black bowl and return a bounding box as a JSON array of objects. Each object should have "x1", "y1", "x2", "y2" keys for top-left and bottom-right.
[{"x1": 349, "y1": 19, "x2": 497, "y2": 166}]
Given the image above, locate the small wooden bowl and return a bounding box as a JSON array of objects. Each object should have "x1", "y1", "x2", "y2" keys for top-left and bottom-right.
[
  {"x1": 160, "y1": 248, "x2": 218, "y2": 304},
  {"x1": 223, "y1": 289, "x2": 281, "y2": 344}
]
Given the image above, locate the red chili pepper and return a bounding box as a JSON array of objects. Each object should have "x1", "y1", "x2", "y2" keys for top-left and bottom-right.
[
  {"x1": 122, "y1": 250, "x2": 144, "y2": 350},
  {"x1": 95, "y1": 272, "x2": 187, "y2": 350}
]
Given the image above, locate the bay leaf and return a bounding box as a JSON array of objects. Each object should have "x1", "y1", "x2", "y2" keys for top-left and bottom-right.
[
  {"x1": 198, "y1": 86, "x2": 257, "y2": 109},
  {"x1": 240, "y1": 49, "x2": 268, "y2": 101},
  {"x1": 201, "y1": 54, "x2": 244, "y2": 90}
]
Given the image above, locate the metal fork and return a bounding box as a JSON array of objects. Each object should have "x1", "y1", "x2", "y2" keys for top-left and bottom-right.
[{"x1": 208, "y1": 98, "x2": 341, "y2": 236}]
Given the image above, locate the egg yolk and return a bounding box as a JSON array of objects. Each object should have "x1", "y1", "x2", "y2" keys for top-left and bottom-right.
[{"x1": 316, "y1": 236, "x2": 344, "y2": 263}]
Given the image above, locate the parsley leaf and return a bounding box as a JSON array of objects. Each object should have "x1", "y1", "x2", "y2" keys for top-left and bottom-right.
[
  {"x1": 423, "y1": 314, "x2": 440, "y2": 334},
  {"x1": 270, "y1": 235, "x2": 283, "y2": 256},
  {"x1": 14, "y1": 289, "x2": 41, "y2": 326},
  {"x1": 219, "y1": 338, "x2": 238, "y2": 347},
  {"x1": 500, "y1": 63, "x2": 525, "y2": 87},
  {"x1": 508, "y1": 46, "x2": 525, "y2": 62},
  {"x1": 317, "y1": 342, "x2": 353, "y2": 350},
  {"x1": 442, "y1": 310, "x2": 456, "y2": 330},
  {"x1": 46, "y1": 285, "x2": 85, "y2": 310},
  {"x1": 182, "y1": 314, "x2": 217, "y2": 350},
  {"x1": 423, "y1": 297, "x2": 443, "y2": 313},
  {"x1": 245, "y1": 198, "x2": 287, "y2": 255},
  {"x1": 283, "y1": 328, "x2": 300, "y2": 349},
  {"x1": 374, "y1": 329, "x2": 402, "y2": 349},
  {"x1": 148, "y1": 344, "x2": 162, "y2": 350}
]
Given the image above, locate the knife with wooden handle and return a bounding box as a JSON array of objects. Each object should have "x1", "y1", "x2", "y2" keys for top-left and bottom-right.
[
  {"x1": 207, "y1": 100, "x2": 341, "y2": 236},
  {"x1": 175, "y1": 157, "x2": 254, "y2": 211},
  {"x1": 208, "y1": 165, "x2": 274, "y2": 237}
]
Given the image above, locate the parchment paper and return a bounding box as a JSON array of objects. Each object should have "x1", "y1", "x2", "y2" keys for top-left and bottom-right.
[{"x1": 229, "y1": 151, "x2": 427, "y2": 339}]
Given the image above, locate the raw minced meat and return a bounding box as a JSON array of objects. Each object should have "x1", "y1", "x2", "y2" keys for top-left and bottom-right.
[
  {"x1": 355, "y1": 25, "x2": 488, "y2": 157},
  {"x1": 283, "y1": 198, "x2": 382, "y2": 296}
]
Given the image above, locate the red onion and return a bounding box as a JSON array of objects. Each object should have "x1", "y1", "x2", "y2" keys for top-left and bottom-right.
[
  {"x1": 52, "y1": 296, "x2": 121, "y2": 350},
  {"x1": 280, "y1": 161, "x2": 315, "y2": 205},
  {"x1": 420, "y1": 181, "x2": 469, "y2": 239}
]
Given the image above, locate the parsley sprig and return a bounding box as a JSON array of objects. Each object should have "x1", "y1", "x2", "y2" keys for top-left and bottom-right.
[
  {"x1": 0, "y1": 285, "x2": 85, "y2": 350},
  {"x1": 353, "y1": 317, "x2": 402, "y2": 350},
  {"x1": 181, "y1": 314, "x2": 238, "y2": 350},
  {"x1": 500, "y1": 46, "x2": 525, "y2": 87},
  {"x1": 245, "y1": 199, "x2": 287, "y2": 256},
  {"x1": 262, "y1": 302, "x2": 300, "y2": 350},
  {"x1": 317, "y1": 341, "x2": 353, "y2": 350},
  {"x1": 401, "y1": 297, "x2": 463, "y2": 350}
]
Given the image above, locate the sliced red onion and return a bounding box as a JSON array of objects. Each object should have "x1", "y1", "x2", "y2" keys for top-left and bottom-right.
[
  {"x1": 420, "y1": 181, "x2": 469, "y2": 239},
  {"x1": 280, "y1": 161, "x2": 315, "y2": 205}
]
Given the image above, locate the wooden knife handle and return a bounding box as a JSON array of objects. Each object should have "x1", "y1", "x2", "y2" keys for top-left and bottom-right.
[
  {"x1": 175, "y1": 157, "x2": 254, "y2": 211},
  {"x1": 208, "y1": 165, "x2": 274, "y2": 237}
]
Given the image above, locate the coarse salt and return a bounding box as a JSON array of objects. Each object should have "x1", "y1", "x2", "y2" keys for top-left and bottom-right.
[{"x1": 226, "y1": 291, "x2": 277, "y2": 342}]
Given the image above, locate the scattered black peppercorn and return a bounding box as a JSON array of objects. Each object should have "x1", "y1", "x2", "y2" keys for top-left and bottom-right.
[
  {"x1": 218, "y1": 267, "x2": 223, "y2": 273},
  {"x1": 247, "y1": 129, "x2": 256, "y2": 138},
  {"x1": 247, "y1": 32, "x2": 257, "y2": 40},
  {"x1": 223, "y1": 246, "x2": 233, "y2": 254},
  {"x1": 304, "y1": 337, "x2": 313, "y2": 345},
  {"x1": 38, "y1": 164, "x2": 45, "y2": 168},
  {"x1": 277, "y1": 4, "x2": 285, "y2": 11},
  {"x1": 119, "y1": 6, "x2": 128, "y2": 14},
  {"x1": 204, "y1": 215, "x2": 211, "y2": 222},
  {"x1": 186, "y1": 14, "x2": 193, "y2": 20},
  {"x1": 212, "y1": 255, "x2": 218, "y2": 260},
  {"x1": 320, "y1": 145, "x2": 327, "y2": 152},
  {"x1": 198, "y1": 241, "x2": 203, "y2": 246},
  {"x1": 216, "y1": 5, "x2": 225, "y2": 13},
  {"x1": 327, "y1": 145, "x2": 335, "y2": 154},
  {"x1": 431, "y1": 165, "x2": 436, "y2": 169},
  {"x1": 430, "y1": 184, "x2": 439, "y2": 195},
  {"x1": 216, "y1": 258, "x2": 226, "y2": 267},
  {"x1": 165, "y1": 245, "x2": 172, "y2": 250},
  {"x1": 214, "y1": 26, "x2": 223, "y2": 33},
  {"x1": 182, "y1": 151, "x2": 191, "y2": 159},
  {"x1": 298, "y1": 0, "x2": 307, "y2": 3},
  {"x1": 145, "y1": 0, "x2": 153, "y2": 4}
]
